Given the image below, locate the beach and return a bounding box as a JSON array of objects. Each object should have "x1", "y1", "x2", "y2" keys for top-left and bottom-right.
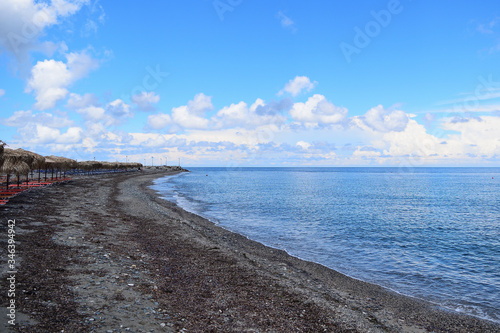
[{"x1": 1, "y1": 169, "x2": 499, "y2": 333}]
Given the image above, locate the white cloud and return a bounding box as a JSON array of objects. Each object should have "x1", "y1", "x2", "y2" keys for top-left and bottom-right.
[
  {"x1": 215, "y1": 101, "x2": 248, "y2": 128},
  {"x1": 354, "y1": 105, "x2": 410, "y2": 133},
  {"x1": 107, "y1": 99, "x2": 132, "y2": 119},
  {"x1": 57, "y1": 126, "x2": 83, "y2": 143},
  {"x1": 0, "y1": 0, "x2": 88, "y2": 67},
  {"x1": 352, "y1": 147, "x2": 381, "y2": 159},
  {"x1": 147, "y1": 96, "x2": 288, "y2": 133},
  {"x1": 5, "y1": 71, "x2": 500, "y2": 166},
  {"x1": 171, "y1": 93, "x2": 213, "y2": 129},
  {"x1": 76, "y1": 99, "x2": 132, "y2": 126},
  {"x1": 129, "y1": 133, "x2": 169, "y2": 147},
  {"x1": 29, "y1": 124, "x2": 60, "y2": 144},
  {"x1": 66, "y1": 50, "x2": 98, "y2": 78},
  {"x1": 172, "y1": 106, "x2": 209, "y2": 129},
  {"x1": 441, "y1": 115, "x2": 500, "y2": 157},
  {"x1": 187, "y1": 93, "x2": 213, "y2": 114},
  {"x1": 213, "y1": 99, "x2": 289, "y2": 129},
  {"x1": 77, "y1": 105, "x2": 105, "y2": 121},
  {"x1": 25, "y1": 50, "x2": 99, "y2": 110},
  {"x1": 186, "y1": 123, "x2": 283, "y2": 148},
  {"x1": 66, "y1": 92, "x2": 99, "y2": 109},
  {"x1": 132, "y1": 91, "x2": 160, "y2": 111},
  {"x1": 250, "y1": 98, "x2": 265, "y2": 113},
  {"x1": 25, "y1": 59, "x2": 71, "y2": 109},
  {"x1": 0, "y1": 107, "x2": 86, "y2": 151},
  {"x1": 289, "y1": 94, "x2": 348, "y2": 128},
  {"x1": 84, "y1": 121, "x2": 106, "y2": 137},
  {"x1": 296, "y1": 141, "x2": 311, "y2": 150},
  {"x1": 1, "y1": 110, "x2": 74, "y2": 128},
  {"x1": 147, "y1": 113, "x2": 172, "y2": 130},
  {"x1": 381, "y1": 120, "x2": 440, "y2": 158},
  {"x1": 279, "y1": 76, "x2": 316, "y2": 97},
  {"x1": 81, "y1": 137, "x2": 97, "y2": 151},
  {"x1": 351, "y1": 115, "x2": 500, "y2": 164},
  {"x1": 0, "y1": 89, "x2": 5, "y2": 98},
  {"x1": 9, "y1": 122, "x2": 83, "y2": 145}
]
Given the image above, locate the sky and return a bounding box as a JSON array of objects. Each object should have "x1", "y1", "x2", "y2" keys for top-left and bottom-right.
[{"x1": 1, "y1": 0, "x2": 500, "y2": 167}]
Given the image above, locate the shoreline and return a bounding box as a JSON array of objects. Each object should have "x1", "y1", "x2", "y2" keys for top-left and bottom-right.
[
  {"x1": 151, "y1": 170, "x2": 499, "y2": 325},
  {"x1": 0, "y1": 169, "x2": 499, "y2": 332},
  {"x1": 144, "y1": 171, "x2": 500, "y2": 331}
]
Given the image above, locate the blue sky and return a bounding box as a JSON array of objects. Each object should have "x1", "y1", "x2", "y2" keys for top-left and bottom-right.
[{"x1": 1, "y1": 0, "x2": 500, "y2": 167}]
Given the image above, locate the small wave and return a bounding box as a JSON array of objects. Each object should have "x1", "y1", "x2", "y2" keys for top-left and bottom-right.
[{"x1": 151, "y1": 167, "x2": 500, "y2": 323}]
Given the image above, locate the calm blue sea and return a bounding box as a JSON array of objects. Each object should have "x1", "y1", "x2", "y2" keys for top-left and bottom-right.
[{"x1": 151, "y1": 167, "x2": 500, "y2": 323}]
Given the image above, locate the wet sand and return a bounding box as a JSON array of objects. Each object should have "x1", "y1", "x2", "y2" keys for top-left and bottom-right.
[{"x1": 1, "y1": 169, "x2": 499, "y2": 332}]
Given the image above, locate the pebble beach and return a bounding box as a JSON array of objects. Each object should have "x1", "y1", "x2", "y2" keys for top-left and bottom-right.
[{"x1": 1, "y1": 169, "x2": 499, "y2": 332}]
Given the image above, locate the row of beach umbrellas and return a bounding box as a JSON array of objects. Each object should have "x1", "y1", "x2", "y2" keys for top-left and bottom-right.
[{"x1": 0, "y1": 141, "x2": 143, "y2": 189}]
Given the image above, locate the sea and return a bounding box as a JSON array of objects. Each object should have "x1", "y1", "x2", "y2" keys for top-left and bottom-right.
[{"x1": 151, "y1": 167, "x2": 500, "y2": 323}]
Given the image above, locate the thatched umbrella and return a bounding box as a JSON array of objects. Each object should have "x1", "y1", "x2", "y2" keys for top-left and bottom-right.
[
  {"x1": 0, "y1": 157, "x2": 16, "y2": 190},
  {"x1": 13, "y1": 148, "x2": 44, "y2": 167},
  {"x1": 44, "y1": 156, "x2": 58, "y2": 180},
  {"x1": 0, "y1": 141, "x2": 6, "y2": 185},
  {"x1": 1, "y1": 149, "x2": 31, "y2": 189},
  {"x1": 48, "y1": 156, "x2": 77, "y2": 169},
  {"x1": 117, "y1": 162, "x2": 131, "y2": 171},
  {"x1": 0, "y1": 140, "x2": 5, "y2": 169},
  {"x1": 103, "y1": 161, "x2": 120, "y2": 172},
  {"x1": 101, "y1": 161, "x2": 112, "y2": 172},
  {"x1": 122, "y1": 162, "x2": 142, "y2": 171},
  {"x1": 78, "y1": 161, "x2": 103, "y2": 175},
  {"x1": 55, "y1": 156, "x2": 77, "y2": 178},
  {"x1": 45, "y1": 155, "x2": 64, "y2": 180},
  {"x1": 12, "y1": 148, "x2": 45, "y2": 183},
  {"x1": 78, "y1": 161, "x2": 93, "y2": 175},
  {"x1": 77, "y1": 161, "x2": 91, "y2": 174},
  {"x1": 13, "y1": 161, "x2": 30, "y2": 187},
  {"x1": 129, "y1": 162, "x2": 143, "y2": 170},
  {"x1": 44, "y1": 155, "x2": 76, "y2": 180}
]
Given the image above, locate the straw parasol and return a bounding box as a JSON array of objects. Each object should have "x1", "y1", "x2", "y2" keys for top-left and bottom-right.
[
  {"x1": 0, "y1": 154, "x2": 18, "y2": 176},
  {"x1": 12, "y1": 161, "x2": 30, "y2": 187},
  {"x1": 46, "y1": 156, "x2": 77, "y2": 170},
  {"x1": 0, "y1": 141, "x2": 5, "y2": 183},
  {"x1": 2, "y1": 148, "x2": 23, "y2": 165},
  {"x1": 0, "y1": 140, "x2": 5, "y2": 168},
  {"x1": 1, "y1": 148, "x2": 31, "y2": 188},
  {"x1": 13, "y1": 148, "x2": 45, "y2": 169},
  {"x1": 123, "y1": 162, "x2": 142, "y2": 170},
  {"x1": 44, "y1": 155, "x2": 76, "y2": 180},
  {"x1": 44, "y1": 156, "x2": 58, "y2": 180},
  {"x1": 11, "y1": 148, "x2": 45, "y2": 183},
  {"x1": 78, "y1": 161, "x2": 103, "y2": 175},
  {"x1": 53, "y1": 156, "x2": 77, "y2": 178},
  {"x1": 128, "y1": 162, "x2": 143, "y2": 169}
]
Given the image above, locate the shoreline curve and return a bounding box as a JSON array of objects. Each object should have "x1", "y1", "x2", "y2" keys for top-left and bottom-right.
[{"x1": 0, "y1": 169, "x2": 498, "y2": 332}]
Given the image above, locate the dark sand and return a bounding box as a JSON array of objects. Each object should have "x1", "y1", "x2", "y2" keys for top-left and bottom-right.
[{"x1": 1, "y1": 169, "x2": 499, "y2": 332}]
